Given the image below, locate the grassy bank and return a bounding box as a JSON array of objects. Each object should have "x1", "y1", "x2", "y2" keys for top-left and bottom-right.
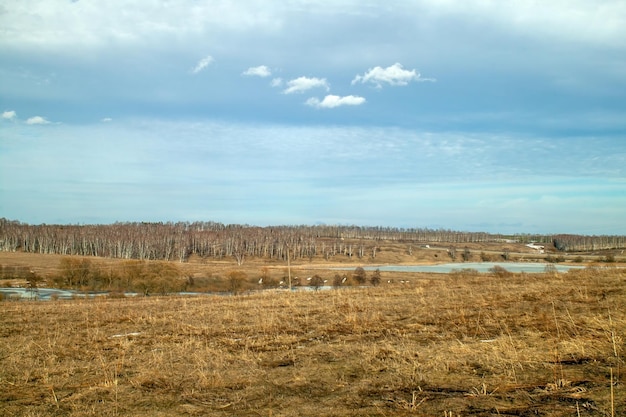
[{"x1": 1, "y1": 267, "x2": 624, "y2": 416}]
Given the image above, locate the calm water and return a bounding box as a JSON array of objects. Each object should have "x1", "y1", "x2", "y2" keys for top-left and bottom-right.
[
  {"x1": 341, "y1": 262, "x2": 585, "y2": 274},
  {"x1": 0, "y1": 288, "x2": 132, "y2": 301}
]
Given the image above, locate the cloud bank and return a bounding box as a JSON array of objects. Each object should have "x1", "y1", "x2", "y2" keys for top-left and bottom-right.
[{"x1": 2, "y1": 119, "x2": 624, "y2": 233}]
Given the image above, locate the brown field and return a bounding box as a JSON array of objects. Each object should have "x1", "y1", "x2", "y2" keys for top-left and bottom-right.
[{"x1": 0, "y1": 247, "x2": 624, "y2": 417}]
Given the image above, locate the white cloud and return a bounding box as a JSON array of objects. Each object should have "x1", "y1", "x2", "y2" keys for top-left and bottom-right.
[
  {"x1": 0, "y1": 2, "x2": 282, "y2": 49},
  {"x1": 2, "y1": 110, "x2": 16, "y2": 120},
  {"x1": 415, "y1": 0, "x2": 626, "y2": 50},
  {"x1": 26, "y1": 116, "x2": 50, "y2": 125},
  {"x1": 242, "y1": 65, "x2": 271, "y2": 77},
  {"x1": 270, "y1": 78, "x2": 283, "y2": 88},
  {"x1": 101, "y1": 117, "x2": 113, "y2": 122},
  {"x1": 352, "y1": 63, "x2": 435, "y2": 88},
  {"x1": 283, "y1": 76, "x2": 329, "y2": 94},
  {"x1": 191, "y1": 55, "x2": 214, "y2": 74},
  {"x1": 2, "y1": 1, "x2": 625, "y2": 52},
  {"x1": 306, "y1": 95, "x2": 366, "y2": 109}
]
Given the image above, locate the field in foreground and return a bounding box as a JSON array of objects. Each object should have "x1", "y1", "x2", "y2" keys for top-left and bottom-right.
[{"x1": 1, "y1": 268, "x2": 624, "y2": 416}]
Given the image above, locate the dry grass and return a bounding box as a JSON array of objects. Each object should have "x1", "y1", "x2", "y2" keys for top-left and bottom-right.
[{"x1": 1, "y1": 266, "x2": 625, "y2": 416}]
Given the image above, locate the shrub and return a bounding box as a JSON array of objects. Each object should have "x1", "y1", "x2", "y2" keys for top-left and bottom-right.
[
  {"x1": 353, "y1": 267, "x2": 367, "y2": 285},
  {"x1": 489, "y1": 265, "x2": 511, "y2": 277},
  {"x1": 452, "y1": 268, "x2": 479, "y2": 277},
  {"x1": 544, "y1": 264, "x2": 558, "y2": 275},
  {"x1": 56, "y1": 257, "x2": 93, "y2": 288},
  {"x1": 227, "y1": 270, "x2": 248, "y2": 294},
  {"x1": 332, "y1": 273, "x2": 344, "y2": 288},
  {"x1": 370, "y1": 269, "x2": 381, "y2": 286},
  {"x1": 309, "y1": 275, "x2": 324, "y2": 291}
]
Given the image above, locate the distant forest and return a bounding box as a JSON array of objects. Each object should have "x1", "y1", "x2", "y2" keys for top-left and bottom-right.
[{"x1": 1, "y1": 218, "x2": 624, "y2": 263}]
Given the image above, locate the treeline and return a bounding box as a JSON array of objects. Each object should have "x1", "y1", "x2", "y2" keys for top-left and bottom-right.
[
  {"x1": 1, "y1": 218, "x2": 623, "y2": 263},
  {"x1": 552, "y1": 234, "x2": 626, "y2": 252}
]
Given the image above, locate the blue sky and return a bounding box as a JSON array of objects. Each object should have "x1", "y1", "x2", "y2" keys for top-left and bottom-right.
[{"x1": 1, "y1": 1, "x2": 625, "y2": 234}]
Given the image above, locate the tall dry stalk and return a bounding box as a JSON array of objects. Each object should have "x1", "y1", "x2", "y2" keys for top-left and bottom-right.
[
  {"x1": 610, "y1": 367, "x2": 614, "y2": 417},
  {"x1": 551, "y1": 301, "x2": 565, "y2": 385}
]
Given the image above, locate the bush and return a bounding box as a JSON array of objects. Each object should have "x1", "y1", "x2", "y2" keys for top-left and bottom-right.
[
  {"x1": 545, "y1": 255, "x2": 557, "y2": 263},
  {"x1": 332, "y1": 273, "x2": 345, "y2": 288},
  {"x1": 353, "y1": 267, "x2": 367, "y2": 285},
  {"x1": 370, "y1": 269, "x2": 381, "y2": 286},
  {"x1": 544, "y1": 264, "x2": 558, "y2": 275},
  {"x1": 55, "y1": 257, "x2": 88, "y2": 288},
  {"x1": 489, "y1": 265, "x2": 511, "y2": 277},
  {"x1": 452, "y1": 268, "x2": 479, "y2": 277},
  {"x1": 228, "y1": 270, "x2": 248, "y2": 294},
  {"x1": 309, "y1": 275, "x2": 324, "y2": 291}
]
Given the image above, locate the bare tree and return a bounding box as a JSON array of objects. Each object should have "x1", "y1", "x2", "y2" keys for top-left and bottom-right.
[
  {"x1": 3, "y1": 219, "x2": 625, "y2": 266},
  {"x1": 26, "y1": 271, "x2": 42, "y2": 298}
]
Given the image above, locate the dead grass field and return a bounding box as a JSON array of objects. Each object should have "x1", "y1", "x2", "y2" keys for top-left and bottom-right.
[{"x1": 1, "y1": 264, "x2": 624, "y2": 416}]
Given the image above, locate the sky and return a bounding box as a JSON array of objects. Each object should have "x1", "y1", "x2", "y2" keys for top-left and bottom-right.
[{"x1": 1, "y1": 0, "x2": 625, "y2": 235}]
